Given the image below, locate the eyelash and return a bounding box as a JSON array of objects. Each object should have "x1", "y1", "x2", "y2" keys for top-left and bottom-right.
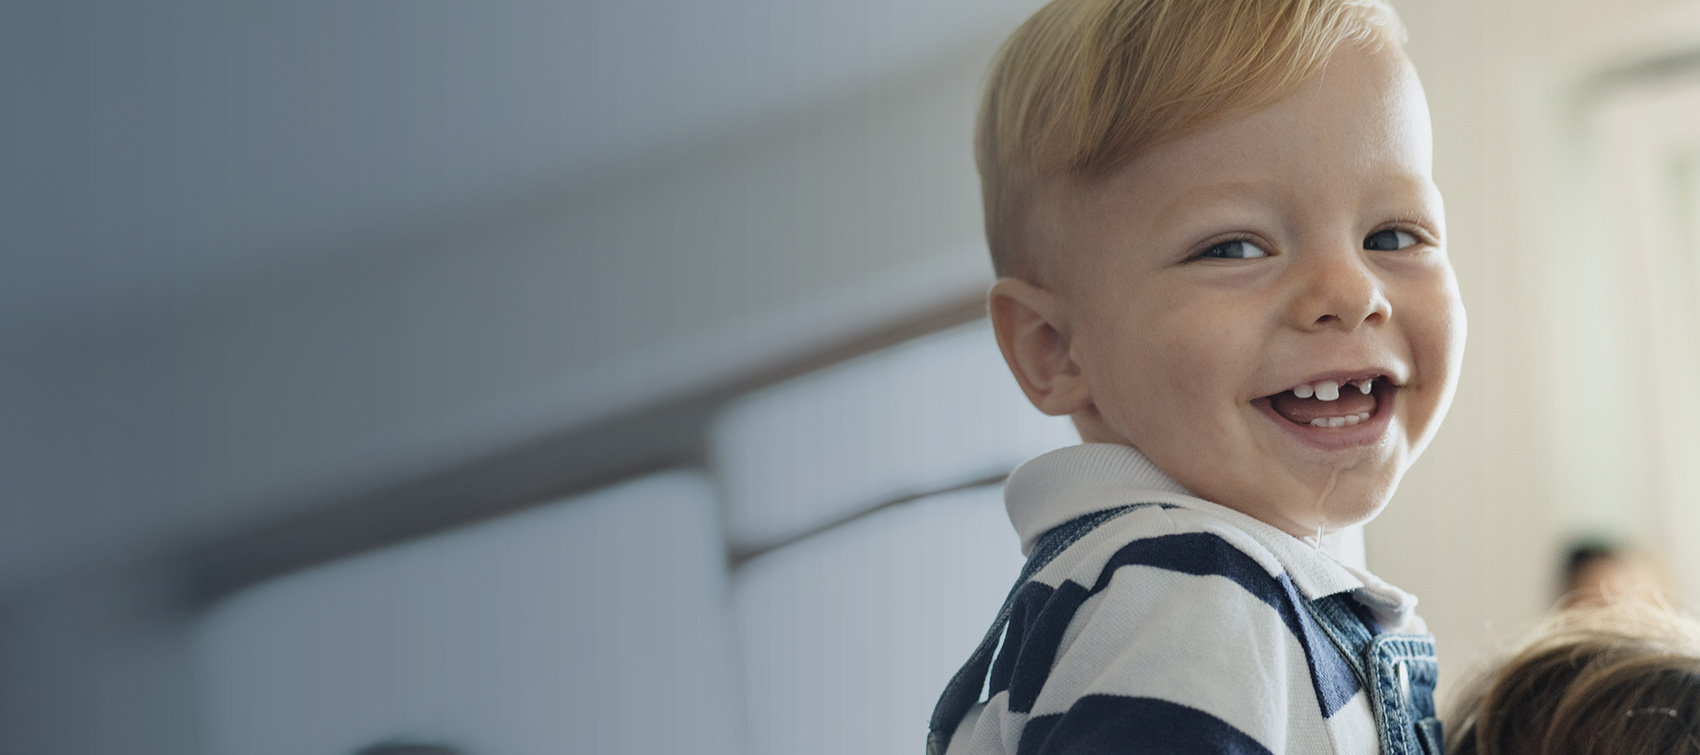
[
  {"x1": 1194, "y1": 237, "x2": 1267, "y2": 260},
  {"x1": 1374, "y1": 217, "x2": 1441, "y2": 245},
  {"x1": 1188, "y1": 222, "x2": 1438, "y2": 261}
]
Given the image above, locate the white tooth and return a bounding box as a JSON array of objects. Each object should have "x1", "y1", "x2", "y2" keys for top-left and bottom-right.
[
  {"x1": 1327, "y1": 416, "x2": 1347, "y2": 427},
  {"x1": 1315, "y1": 380, "x2": 1340, "y2": 401},
  {"x1": 1357, "y1": 378, "x2": 1374, "y2": 394},
  {"x1": 1356, "y1": 412, "x2": 1370, "y2": 421},
  {"x1": 1292, "y1": 383, "x2": 1314, "y2": 399},
  {"x1": 1342, "y1": 414, "x2": 1362, "y2": 426},
  {"x1": 1310, "y1": 418, "x2": 1328, "y2": 427}
]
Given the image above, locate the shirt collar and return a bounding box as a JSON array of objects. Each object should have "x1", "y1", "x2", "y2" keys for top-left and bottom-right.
[{"x1": 1005, "y1": 443, "x2": 1417, "y2": 620}]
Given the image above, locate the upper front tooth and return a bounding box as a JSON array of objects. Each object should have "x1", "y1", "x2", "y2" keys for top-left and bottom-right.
[
  {"x1": 1356, "y1": 378, "x2": 1374, "y2": 394},
  {"x1": 1292, "y1": 383, "x2": 1315, "y2": 399},
  {"x1": 1314, "y1": 380, "x2": 1341, "y2": 401}
]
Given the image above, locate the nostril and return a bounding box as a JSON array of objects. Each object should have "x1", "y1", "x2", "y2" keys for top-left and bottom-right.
[{"x1": 1312, "y1": 307, "x2": 1384, "y2": 330}]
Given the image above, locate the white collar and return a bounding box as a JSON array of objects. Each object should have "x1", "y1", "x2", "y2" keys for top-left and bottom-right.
[{"x1": 1004, "y1": 443, "x2": 1419, "y2": 626}]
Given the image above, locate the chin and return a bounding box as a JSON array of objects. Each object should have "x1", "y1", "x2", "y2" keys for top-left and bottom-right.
[
  {"x1": 1259, "y1": 469, "x2": 1398, "y2": 535},
  {"x1": 1322, "y1": 492, "x2": 1390, "y2": 530},
  {"x1": 1325, "y1": 473, "x2": 1403, "y2": 528}
]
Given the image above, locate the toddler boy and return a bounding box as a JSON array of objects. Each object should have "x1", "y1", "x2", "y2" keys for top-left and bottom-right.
[{"x1": 929, "y1": 0, "x2": 1466, "y2": 753}]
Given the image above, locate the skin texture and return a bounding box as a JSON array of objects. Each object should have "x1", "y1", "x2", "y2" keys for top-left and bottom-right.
[{"x1": 990, "y1": 42, "x2": 1466, "y2": 539}]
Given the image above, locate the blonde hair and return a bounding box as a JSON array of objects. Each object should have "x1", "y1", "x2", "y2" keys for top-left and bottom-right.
[
  {"x1": 1446, "y1": 605, "x2": 1700, "y2": 755},
  {"x1": 977, "y1": 0, "x2": 1406, "y2": 278}
]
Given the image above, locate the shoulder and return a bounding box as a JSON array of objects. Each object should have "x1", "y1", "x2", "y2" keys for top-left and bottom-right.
[
  {"x1": 998, "y1": 504, "x2": 1318, "y2": 699},
  {"x1": 983, "y1": 504, "x2": 1358, "y2": 752}
]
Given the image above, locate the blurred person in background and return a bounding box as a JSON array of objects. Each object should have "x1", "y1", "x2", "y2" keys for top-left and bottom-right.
[{"x1": 1561, "y1": 541, "x2": 1671, "y2": 610}]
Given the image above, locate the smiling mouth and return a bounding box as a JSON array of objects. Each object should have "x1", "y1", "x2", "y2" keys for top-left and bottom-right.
[{"x1": 1263, "y1": 375, "x2": 1392, "y2": 428}]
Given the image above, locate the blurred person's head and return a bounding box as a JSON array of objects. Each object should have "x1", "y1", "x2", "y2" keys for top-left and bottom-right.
[
  {"x1": 1562, "y1": 541, "x2": 1670, "y2": 609},
  {"x1": 1446, "y1": 604, "x2": 1700, "y2": 755},
  {"x1": 982, "y1": 0, "x2": 1466, "y2": 538}
]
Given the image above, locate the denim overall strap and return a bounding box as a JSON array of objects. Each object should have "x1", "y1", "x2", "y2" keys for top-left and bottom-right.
[
  {"x1": 925, "y1": 503, "x2": 1153, "y2": 755},
  {"x1": 1305, "y1": 593, "x2": 1444, "y2": 755},
  {"x1": 1304, "y1": 594, "x2": 1376, "y2": 693}
]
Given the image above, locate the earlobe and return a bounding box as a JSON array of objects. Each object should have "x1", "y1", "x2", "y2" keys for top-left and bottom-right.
[{"x1": 988, "y1": 278, "x2": 1093, "y2": 417}]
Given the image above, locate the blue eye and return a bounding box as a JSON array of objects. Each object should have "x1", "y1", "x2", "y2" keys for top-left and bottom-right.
[
  {"x1": 1198, "y1": 240, "x2": 1268, "y2": 259},
  {"x1": 1364, "y1": 229, "x2": 1418, "y2": 251}
]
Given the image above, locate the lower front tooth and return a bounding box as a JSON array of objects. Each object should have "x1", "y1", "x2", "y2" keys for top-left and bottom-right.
[
  {"x1": 1327, "y1": 416, "x2": 1347, "y2": 427},
  {"x1": 1342, "y1": 415, "x2": 1361, "y2": 426},
  {"x1": 1310, "y1": 418, "x2": 1328, "y2": 428}
]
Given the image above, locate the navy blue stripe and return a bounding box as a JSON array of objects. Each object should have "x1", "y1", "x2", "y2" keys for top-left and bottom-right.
[
  {"x1": 1005, "y1": 580, "x2": 1089, "y2": 712},
  {"x1": 993, "y1": 531, "x2": 1359, "y2": 717},
  {"x1": 989, "y1": 581, "x2": 1053, "y2": 698},
  {"x1": 1017, "y1": 695, "x2": 1275, "y2": 755},
  {"x1": 1285, "y1": 575, "x2": 1361, "y2": 716}
]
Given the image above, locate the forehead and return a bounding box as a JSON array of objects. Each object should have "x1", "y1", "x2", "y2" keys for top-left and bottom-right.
[
  {"x1": 1155, "y1": 43, "x2": 1432, "y2": 186},
  {"x1": 1138, "y1": 42, "x2": 1429, "y2": 201}
]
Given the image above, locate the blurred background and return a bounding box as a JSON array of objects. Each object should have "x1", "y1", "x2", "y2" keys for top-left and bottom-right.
[{"x1": 7, "y1": 0, "x2": 1700, "y2": 753}]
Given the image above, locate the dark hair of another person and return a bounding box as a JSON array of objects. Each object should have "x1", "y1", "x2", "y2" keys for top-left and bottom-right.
[
  {"x1": 1564, "y1": 540, "x2": 1618, "y2": 574},
  {"x1": 1566, "y1": 541, "x2": 1622, "y2": 584},
  {"x1": 1446, "y1": 605, "x2": 1700, "y2": 755}
]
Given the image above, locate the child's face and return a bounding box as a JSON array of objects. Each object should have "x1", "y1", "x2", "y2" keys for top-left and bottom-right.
[{"x1": 1036, "y1": 42, "x2": 1464, "y2": 537}]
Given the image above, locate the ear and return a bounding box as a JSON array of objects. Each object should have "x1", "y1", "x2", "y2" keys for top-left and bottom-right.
[{"x1": 988, "y1": 277, "x2": 1093, "y2": 417}]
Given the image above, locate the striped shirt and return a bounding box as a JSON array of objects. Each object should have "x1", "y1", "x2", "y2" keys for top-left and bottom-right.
[{"x1": 944, "y1": 443, "x2": 1429, "y2": 755}]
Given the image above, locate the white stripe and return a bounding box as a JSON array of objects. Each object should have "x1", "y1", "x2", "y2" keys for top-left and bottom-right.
[{"x1": 1033, "y1": 568, "x2": 1328, "y2": 752}]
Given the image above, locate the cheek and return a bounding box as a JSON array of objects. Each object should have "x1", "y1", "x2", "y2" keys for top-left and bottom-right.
[
  {"x1": 1396, "y1": 278, "x2": 1467, "y2": 427},
  {"x1": 1411, "y1": 282, "x2": 1467, "y2": 382},
  {"x1": 1074, "y1": 281, "x2": 1259, "y2": 426},
  {"x1": 1118, "y1": 320, "x2": 1252, "y2": 443},
  {"x1": 1109, "y1": 313, "x2": 1229, "y2": 399},
  {"x1": 1076, "y1": 313, "x2": 1184, "y2": 429},
  {"x1": 1156, "y1": 307, "x2": 1266, "y2": 414}
]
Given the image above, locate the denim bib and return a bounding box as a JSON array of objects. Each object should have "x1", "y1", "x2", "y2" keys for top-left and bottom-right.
[{"x1": 1305, "y1": 593, "x2": 1445, "y2": 755}]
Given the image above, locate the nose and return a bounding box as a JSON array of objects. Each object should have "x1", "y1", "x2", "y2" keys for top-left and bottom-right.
[{"x1": 1292, "y1": 249, "x2": 1390, "y2": 331}]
